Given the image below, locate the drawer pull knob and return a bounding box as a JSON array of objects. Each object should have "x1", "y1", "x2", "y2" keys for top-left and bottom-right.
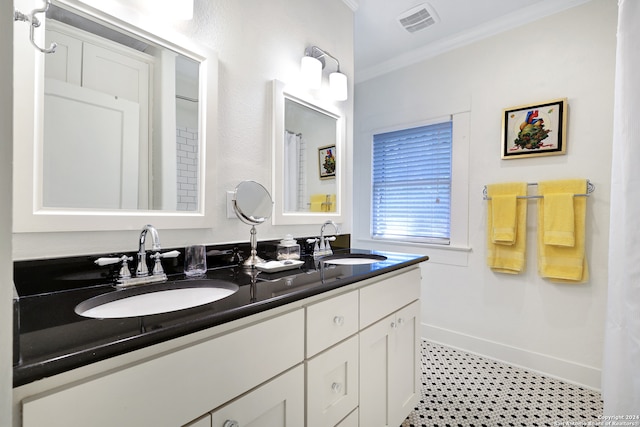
[
  {"x1": 333, "y1": 316, "x2": 344, "y2": 326},
  {"x1": 223, "y1": 421, "x2": 240, "y2": 427},
  {"x1": 331, "y1": 382, "x2": 343, "y2": 393},
  {"x1": 397, "y1": 317, "x2": 405, "y2": 326},
  {"x1": 390, "y1": 321, "x2": 396, "y2": 329}
]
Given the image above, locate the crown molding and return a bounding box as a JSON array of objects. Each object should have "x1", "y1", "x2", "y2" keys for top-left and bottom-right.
[{"x1": 356, "y1": 0, "x2": 592, "y2": 83}]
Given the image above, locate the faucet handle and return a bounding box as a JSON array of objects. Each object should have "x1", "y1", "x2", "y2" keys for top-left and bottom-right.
[
  {"x1": 307, "y1": 238, "x2": 320, "y2": 255},
  {"x1": 324, "y1": 236, "x2": 336, "y2": 255},
  {"x1": 150, "y1": 250, "x2": 180, "y2": 275},
  {"x1": 158, "y1": 250, "x2": 180, "y2": 259},
  {"x1": 95, "y1": 255, "x2": 133, "y2": 280},
  {"x1": 118, "y1": 255, "x2": 133, "y2": 279},
  {"x1": 94, "y1": 256, "x2": 123, "y2": 266}
]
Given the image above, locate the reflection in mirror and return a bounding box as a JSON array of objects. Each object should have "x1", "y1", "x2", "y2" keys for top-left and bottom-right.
[
  {"x1": 13, "y1": 0, "x2": 217, "y2": 232},
  {"x1": 43, "y1": 4, "x2": 200, "y2": 211},
  {"x1": 233, "y1": 181, "x2": 273, "y2": 268},
  {"x1": 272, "y1": 80, "x2": 345, "y2": 226},
  {"x1": 284, "y1": 99, "x2": 337, "y2": 213}
]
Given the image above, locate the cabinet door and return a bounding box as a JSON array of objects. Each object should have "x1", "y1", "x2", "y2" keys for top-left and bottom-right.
[
  {"x1": 306, "y1": 336, "x2": 358, "y2": 427},
  {"x1": 359, "y1": 311, "x2": 393, "y2": 426},
  {"x1": 359, "y1": 300, "x2": 420, "y2": 427},
  {"x1": 210, "y1": 365, "x2": 304, "y2": 427},
  {"x1": 388, "y1": 301, "x2": 420, "y2": 426}
]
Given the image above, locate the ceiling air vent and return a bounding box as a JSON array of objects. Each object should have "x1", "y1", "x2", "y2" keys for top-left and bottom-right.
[{"x1": 397, "y1": 3, "x2": 439, "y2": 33}]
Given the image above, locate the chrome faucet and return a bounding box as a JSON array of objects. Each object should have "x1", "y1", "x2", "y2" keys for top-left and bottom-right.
[
  {"x1": 94, "y1": 224, "x2": 179, "y2": 288},
  {"x1": 308, "y1": 220, "x2": 340, "y2": 257},
  {"x1": 137, "y1": 224, "x2": 161, "y2": 277}
]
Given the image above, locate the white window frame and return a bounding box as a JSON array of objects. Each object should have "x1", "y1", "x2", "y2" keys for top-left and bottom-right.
[{"x1": 353, "y1": 112, "x2": 470, "y2": 266}]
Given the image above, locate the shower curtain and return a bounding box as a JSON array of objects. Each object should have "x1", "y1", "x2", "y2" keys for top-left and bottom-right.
[
  {"x1": 602, "y1": 0, "x2": 640, "y2": 414},
  {"x1": 284, "y1": 131, "x2": 306, "y2": 212}
]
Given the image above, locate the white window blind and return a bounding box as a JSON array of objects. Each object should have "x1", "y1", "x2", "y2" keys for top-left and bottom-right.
[{"x1": 372, "y1": 120, "x2": 452, "y2": 244}]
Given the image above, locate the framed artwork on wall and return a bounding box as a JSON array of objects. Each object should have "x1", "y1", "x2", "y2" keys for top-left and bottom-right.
[
  {"x1": 318, "y1": 145, "x2": 336, "y2": 179},
  {"x1": 501, "y1": 98, "x2": 567, "y2": 159}
]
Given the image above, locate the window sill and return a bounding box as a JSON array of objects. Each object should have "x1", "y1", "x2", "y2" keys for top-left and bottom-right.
[{"x1": 352, "y1": 238, "x2": 471, "y2": 267}]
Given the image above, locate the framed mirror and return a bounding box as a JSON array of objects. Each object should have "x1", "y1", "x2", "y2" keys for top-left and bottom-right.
[
  {"x1": 271, "y1": 80, "x2": 346, "y2": 225},
  {"x1": 13, "y1": 0, "x2": 218, "y2": 232}
]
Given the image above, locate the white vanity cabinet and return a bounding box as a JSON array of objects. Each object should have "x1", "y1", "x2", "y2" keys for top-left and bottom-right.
[{"x1": 17, "y1": 265, "x2": 423, "y2": 427}]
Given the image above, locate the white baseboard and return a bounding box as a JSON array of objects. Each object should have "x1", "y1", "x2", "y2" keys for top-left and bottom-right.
[{"x1": 422, "y1": 323, "x2": 602, "y2": 391}]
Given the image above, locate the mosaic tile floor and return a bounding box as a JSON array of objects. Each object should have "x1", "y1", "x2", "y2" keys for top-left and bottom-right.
[{"x1": 402, "y1": 341, "x2": 603, "y2": 427}]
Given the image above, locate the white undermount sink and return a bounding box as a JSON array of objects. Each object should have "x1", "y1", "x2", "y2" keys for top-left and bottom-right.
[
  {"x1": 75, "y1": 280, "x2": 239, "y2": 319},
  {"x1": 320, "y1": 253, "x2": 388, "y2": 265}
]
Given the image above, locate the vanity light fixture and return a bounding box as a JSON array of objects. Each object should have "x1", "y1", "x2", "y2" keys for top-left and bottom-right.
[{"x1": 301, "y1": 46, "x2": 348, "y2": 101}]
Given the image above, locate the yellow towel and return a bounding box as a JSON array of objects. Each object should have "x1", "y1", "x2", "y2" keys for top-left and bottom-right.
[
  {"x1": 543, "y1": 193, "x2": 575, "y2": 247},
  {"x1": 310, "y1": 194, "x2": 327, "y2": 203},
  {"x1": 491, "y1": 195, "x2": 518, "y2": 244},
  {"x1": 310, "y1": 202, "x2": 323, "y2": 212},
  {"x1": 309, "y1": 194, "x2": 336, "y2": 212},
  {"x1": 486, "y1": 183, "x2": 528, "y2": 274},
  {"x1": 537, "y1": 179, "x2": 588, "y2": 283}
]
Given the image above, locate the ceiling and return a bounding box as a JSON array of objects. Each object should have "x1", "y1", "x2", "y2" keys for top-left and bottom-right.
[{"x1": 352, "y1": 0, "x2": 592, "y2": 82}]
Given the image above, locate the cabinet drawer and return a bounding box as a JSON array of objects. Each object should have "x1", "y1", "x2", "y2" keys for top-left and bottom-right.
[
  {"x1": 359, "y1": 267, "x2": 420, "y2": 328},
  {"x1": 306, "y1": 336, "x2": 359, "y2": 427},
  {"x1": 210, "y1": 365, "x2": 304, "y2": 427},
  {"x1": 22, "y1": 309, "x2": 304, "y2": 427},
  {"x1": 306, "y1": 290, "x2": 358, "y2": 357}
]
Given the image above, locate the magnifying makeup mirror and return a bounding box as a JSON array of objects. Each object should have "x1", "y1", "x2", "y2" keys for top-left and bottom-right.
[{"x1": 233, "y1": 181, "x2": 274, "y2": 268}]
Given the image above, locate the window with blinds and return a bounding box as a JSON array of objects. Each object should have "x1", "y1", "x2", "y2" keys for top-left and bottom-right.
[{"x1": 371, "y1": 120, "x2": 452, "y2": 244}]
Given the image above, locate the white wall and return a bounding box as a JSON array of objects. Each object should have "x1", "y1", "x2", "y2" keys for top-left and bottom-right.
[
  {"x1": 354, "y1": 0, "x2": 616, "y2": 389},
  {"x1": 12, "y1": 0, "x2": 354, "y2": 259},
  {"x1": 1, "y1": 0, "x2": 13, "y2": 422}
]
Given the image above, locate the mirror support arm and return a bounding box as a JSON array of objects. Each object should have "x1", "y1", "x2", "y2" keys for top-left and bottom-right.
[{"x1": 243, "y1": 225, "x2": 265, "y2": 268}]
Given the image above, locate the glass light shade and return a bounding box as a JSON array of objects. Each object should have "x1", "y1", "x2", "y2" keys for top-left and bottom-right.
[
  {"x1": 301, "y1": 56, "x2": 322, "y2": 89},
  {"x1": 329, "y1": 72, "x2": 348, "y2": 101}
]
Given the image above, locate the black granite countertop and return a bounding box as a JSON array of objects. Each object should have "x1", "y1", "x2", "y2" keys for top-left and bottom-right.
[{"x1": 13, "y1": 246, "x2": 428, "y2": 387}]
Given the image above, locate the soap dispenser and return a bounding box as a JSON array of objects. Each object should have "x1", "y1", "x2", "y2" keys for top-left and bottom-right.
[{"x1": 276, "y1": 234, "x2": 301, "y2": 260}]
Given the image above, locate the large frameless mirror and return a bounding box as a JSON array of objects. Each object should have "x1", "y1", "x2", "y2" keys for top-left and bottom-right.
[
  {"x1": 13, "y1": 0, "x2": 218, "y2": 231},
  {"x1": 272, "y1": 80, "x2": 346, "y2": 225}
]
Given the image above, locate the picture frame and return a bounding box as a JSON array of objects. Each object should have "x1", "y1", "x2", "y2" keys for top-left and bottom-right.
[
  {"x1": 501, "y1": 98, "x2": 567, "y2": 159},
  {"x1": 318, "y1": 145, "x2": 336, "y2": 179}
]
